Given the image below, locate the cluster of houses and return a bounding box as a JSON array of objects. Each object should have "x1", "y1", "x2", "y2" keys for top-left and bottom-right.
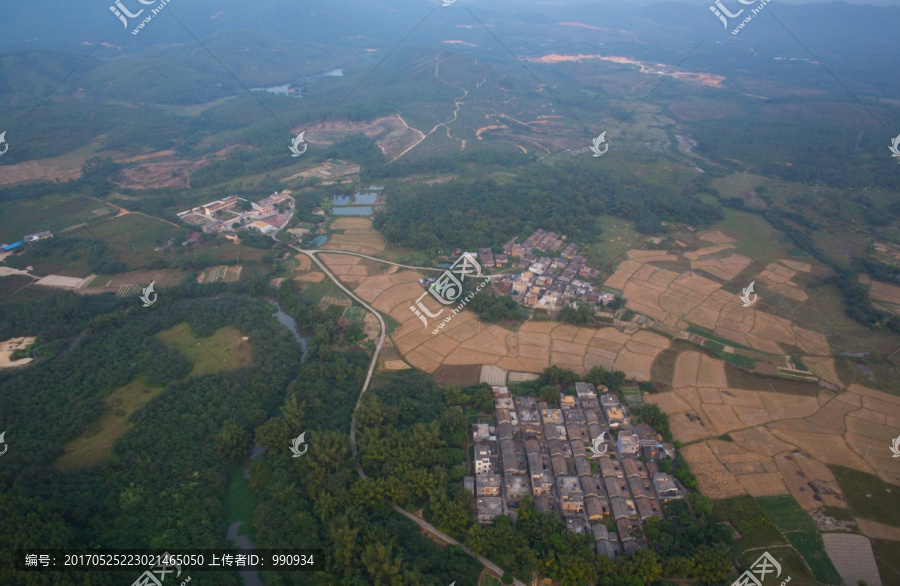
[
  {"x1": 493, "y1": 229, "x2": 613, "y2": 310},
  {"x1": 467, "y1": 382, "x2": 685, "y2": 558},
  {"x1": 177, "y1": 191, "x2": 294, "y2": 235}
]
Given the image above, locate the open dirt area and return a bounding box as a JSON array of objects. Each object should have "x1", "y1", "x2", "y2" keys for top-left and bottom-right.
[
  {"x1": 292, "y1": 115, "x2": 425, "y2": 161},
  {"x1": 0, "y1": 336, "x2": 36, "y2": 368}
]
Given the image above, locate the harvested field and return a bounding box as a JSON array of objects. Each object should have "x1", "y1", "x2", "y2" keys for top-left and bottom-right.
[
  {"x1": 322, "y1": 217, "x2": 386, "y2": 255},
  {"x1": 690, "y1": 253, "x2": 753, "y2": 281},
  {"x1": 649, "y1": 379, "x2": 900, "y2": 505},
  {"x1": 681, "y1": 442, "x2": 745, "y2": 499},
  {"x1": 698, "y1": 230, "x2": 736, "y2": 244},
  {"x1": 382, "y1": 360, "x2": 411, "y2": 371},
  {"x1": 868, "y1": 280, "x2": 900, "y2": 306},
  {"x1": 857, "y1": 518, "x2": 900, "y2": 542}
]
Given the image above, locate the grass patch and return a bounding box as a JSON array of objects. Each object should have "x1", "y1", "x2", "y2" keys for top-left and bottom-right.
[
  {"x1": 54, "y1": 379, "x2": 165, "y2": 469},
  {"x1": 0, "y1": 275, "x2": 34, "y2": 299},
  {"x1": 872, "y1": 539, "x2": 900, "y2": 585},
  {"x1": 757, "y1": 495, "x2": 842, "y2": 585},
  {"x1": 687, "y1": 325, "x2": 756, "y2": 352},
  {"x1": 736, "y1": 546, "x2": 820, "y2": 586},
  {"x1": 299, "y1": 280, "x2": 335, "y2": 304},
  {"x1": 830, "y1": 465, "x2": 900, "y2": 528},
  {"x1": 381, "y1": 312, "x2": 401, "y2": 337},
  {"x1": 789, "y1": 356, "x2": 808, "y2": 371},
  {"x1": 724, "y1": 353, "x2": 757, "y2": 370},
  {"x1": 703, "y1": 339, "x2": 725, "y2": 354},
  {"x1": 715, "y1": 205, "x2": 790, "y2": 265},
  {"x1": 480, "y1": 575, "x2": 501, "y2": 586},
  {"x1": 0, "y1": 192, "x2": 118, "y2": 244},
  {"x1": 156, "y1": 323, "x2": 253, "y2": 377},
  {"x1": 711, "y1": 495, "x2": 786, "y2": 551},
  {"x1": 225, "y1": 467, "x2": 258, "y2": 546}
]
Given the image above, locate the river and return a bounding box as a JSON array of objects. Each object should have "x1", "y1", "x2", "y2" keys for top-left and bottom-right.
[
  {"x1": 225, "y1": 299, "x2": 309, "y2": 586},
  {"x1": 265, "y1": 298, "x2": 309, "y2": 361}
]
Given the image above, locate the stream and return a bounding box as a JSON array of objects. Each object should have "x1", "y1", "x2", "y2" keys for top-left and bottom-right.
[{"x1": 225, "y1": 299, "x2": 309, "y2": 586}]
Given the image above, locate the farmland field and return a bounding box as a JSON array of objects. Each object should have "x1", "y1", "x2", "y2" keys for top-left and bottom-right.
[
  {"x1": 757, "y1": 495, "x2": 842, "y2": 585},
  {"x1": 0, "y1": 192, "x2": 118, "y2": 243},
  {"x1": 830, "y1": 465, "x2": 900, "y2": 528}
]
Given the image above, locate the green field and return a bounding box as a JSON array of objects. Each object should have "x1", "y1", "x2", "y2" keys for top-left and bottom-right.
[
  {"x1": 757, "y1": 495, "x2": 842, "y2": 585},
  {"x1": 703, "y1": 339, "x2": 726, "y2": 354},
  {"x1": 0, "y1": 274, "x2": 34, "y2": 299},
  {"x1": 300, "y1": 280, "x2": 336, "y2": 304},
  {"x1": 715, "y1": 206, "x2": 792, "y2": 266},
  {"x1": 711, "y1": 495, "x2": 786, "y2": 551},
  {"x1": 736, "y1": 546, "x2": 820, "y2": 586},
  {"x1": 687, "y1": 325, "x2": 756, "y2": 352},
  {"x1": 54, "y1": 379, "x2": 165, "y2": 469},
  {"x1": 830, "y1": 465, "x2": 900, "y2": 528},
  {"x1": 0, "y1": 192, "x2": 118, "y2": 244},
  {"x1": 156, "y1": 324, "x2": 254, "y2": 377},
  {"x1": 724, "y1": 353, "x2": 757, "y2": 370},
  {"x1": 872, "y1": 539, "x2": 900, "y2": 585}
]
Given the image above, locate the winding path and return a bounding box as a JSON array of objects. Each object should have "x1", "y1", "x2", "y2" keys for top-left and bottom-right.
[{"x1": 279, "y1": 238, "x2": 522, "y2": 585}]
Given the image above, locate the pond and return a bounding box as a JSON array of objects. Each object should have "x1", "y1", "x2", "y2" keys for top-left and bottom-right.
[
  {"x1": 251, "y1": 68, "x2": 343, "y2": 96},
  {"x1": 332, "y1": 206, "x2": 372, "y2": 215},
  {"x1": 353, "y1": 191, "x2": 378, "y2": 205}
]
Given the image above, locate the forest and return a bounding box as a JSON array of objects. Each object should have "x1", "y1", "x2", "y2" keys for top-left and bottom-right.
[{"x1": 374, "y1": 163, "x2": 723, "y2": 253}]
